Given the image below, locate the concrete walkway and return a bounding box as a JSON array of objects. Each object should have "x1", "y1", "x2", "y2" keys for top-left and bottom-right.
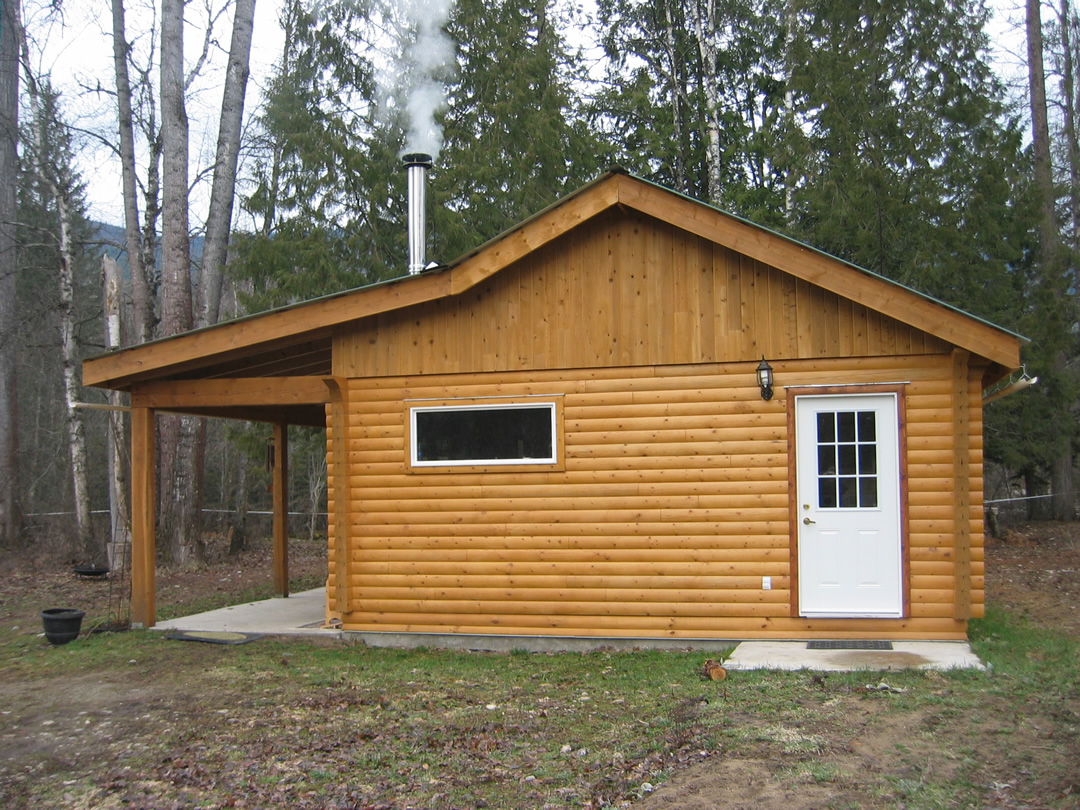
[
  {"x1": 724, "y1": 640, "x2": 985, "y2": 672},
  {"x1": 153, "y1": 587, "x2": 340, "y2": 638},
  {"x1": 152, "y1": 590, "x2": 986, "y2": 671}
]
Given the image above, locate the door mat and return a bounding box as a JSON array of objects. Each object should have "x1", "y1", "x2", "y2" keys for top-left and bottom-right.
[
  {"x1": 807, "y1": 640, "x2": 894, "y2": 650},
  {"x1": 165, "y1": 630, "x2": 263, "y2": 645}
]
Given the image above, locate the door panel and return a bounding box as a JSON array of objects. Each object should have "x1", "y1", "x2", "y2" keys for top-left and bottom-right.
[{"x1": 795, "y1": 393, "x2": 903, "y2": 617}]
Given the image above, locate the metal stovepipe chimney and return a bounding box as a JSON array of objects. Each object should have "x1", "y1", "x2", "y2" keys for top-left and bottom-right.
[{"x1": 403, "y1": 153, "x2": 432, "y2": 275}]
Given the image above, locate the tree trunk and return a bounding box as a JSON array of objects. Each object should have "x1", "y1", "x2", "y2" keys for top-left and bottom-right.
[
  {"x1": 1063, "y1": 0, "x2": 1080, "y2": 241},
  {"x1": 196, "y1": 0, "x2": 256, "y2": 328},
  {"x1": 55, "y1": 190, "x2": 94, "y2": 561},
  {"x1": 1029, "y1": 0, "x2": 1057, "y2": 263},
  {"x1": 1025, "y1": 469, "x2": 1054, "y2": 520},
  {"x1": 228, "y1": 459, "x2": 248, "y2": 555},
  {"x1": 0, "y1": 0, "x2": 22, "y2": 547},
  {"x1": 112, "y1": 0, "x2": 153, "y2": 344},
  {"x1": 690, "y1": 0, "x2": 722, "y2": 203},
  {"x1": 308, "y1": 447, "x2": 326, "y2": 544},
  {"x1": 783, "y1": 0, "x2": 796, "y2": 216},
  {"x1": 1027, "y1": 0, "x2": 1076, "y2": 522},
  {"x1": 1056, "y1": 1, "x2": 1080, "y2": 524},
  {"x1": 662, "y1": 0, "x2": 687, "y2": 192},
  {"x1": 1052, "y1": 452, "x2": 1076, "y2": 521},
  {"x1": 103, "y1": 255, "x2": 131, "y2": 571},
  {"x1": 160, "y1": 0, "x2": 191, "y2": 337},
  {"x1": 159, "y1": 0, "x2": 202, "y2": 564},
  {"x1": 1062, "y1": 0, "x2": 1080, "y2": 317}
]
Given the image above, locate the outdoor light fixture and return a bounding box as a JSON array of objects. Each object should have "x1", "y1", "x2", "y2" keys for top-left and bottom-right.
[{"x1": 756, "y1": 357, "x2": 774, "y2": 401}]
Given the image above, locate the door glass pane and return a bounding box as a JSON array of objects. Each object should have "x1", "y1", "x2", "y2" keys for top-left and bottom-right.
[
  {"x1": 839, "y1": 476, "x2": 858, "y2": 507},
  {"x1": 837, "y1": 412, "x2": 856, "y2": 442},
  {"x1": 819, "y1": 477, "x2": 837, "y2": 508},
  {"x1": 857, "y1": 411, "x2": 876, "y2": 442},
  {"x1": 815, "y1": 409, "x2": 879, "y2": 509},
  {"x1": 818, "y1": 445, "x2": 836, "y2": 475},
  {"x1": 858, "y1": 444, "x2": 877, "y2": 474},
  {"x1": 859, "y1": 477, "x2": 879, "y2": 508},
  {"x1": 838, "y1": 445, "x2": 857, "y2": 475},
  {"x1": 817, "y1": 412, "x2": 835, "y2": 443}
]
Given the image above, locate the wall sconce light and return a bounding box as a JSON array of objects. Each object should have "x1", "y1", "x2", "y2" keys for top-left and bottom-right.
[{"x1": 756, "y1": 357, "x2": 774, "y2": 401}]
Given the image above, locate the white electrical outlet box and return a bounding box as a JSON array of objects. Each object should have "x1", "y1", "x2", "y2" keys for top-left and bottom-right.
[{"x1": 762, "y1": 576, "x2": 772, "y2": 590}]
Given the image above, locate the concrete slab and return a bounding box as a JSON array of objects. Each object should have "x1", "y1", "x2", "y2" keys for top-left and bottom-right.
[
  {"x1": 150, "y1": 592, "x2": 984, "y2": 672},
  {"x1": 152, "y1": 587, "x2": 341, "y2": 638},
  {"x1": 724, "y1": 641, "x2": 985, "y2": 672}
]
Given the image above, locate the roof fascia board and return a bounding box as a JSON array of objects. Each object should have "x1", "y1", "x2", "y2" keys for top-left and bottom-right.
[{"x1": 84, "y1": 271, "x2": 453, "y2": 388}]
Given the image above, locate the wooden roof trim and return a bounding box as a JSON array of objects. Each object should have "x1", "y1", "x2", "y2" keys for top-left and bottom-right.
[
  {"x1": 125, "y1": 377, "x2": 330, "y2": 428},
  {"x1": 130, "y1": 377, "x2": 332, "y2": 409},
  {"x1": 84, "y1": 270, "x2": 453, "y2": 388},
  {"x1": 613, "y1": 176, "x2": 1021, "y2": 369},
  {"x1": 135, "y1": 405, "x2": 326, "y2": 428}
]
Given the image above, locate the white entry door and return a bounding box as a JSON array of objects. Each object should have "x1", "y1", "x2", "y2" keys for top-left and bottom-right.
[{"x1": 795, "y1": 393, "x2": 903, "y2": 618}]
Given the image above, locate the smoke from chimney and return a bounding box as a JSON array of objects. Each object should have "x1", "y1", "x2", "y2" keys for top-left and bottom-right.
[{"x1": 378, "y1": 0, "x2": 456, "y2": 159}]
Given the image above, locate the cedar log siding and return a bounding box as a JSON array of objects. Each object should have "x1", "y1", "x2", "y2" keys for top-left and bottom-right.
[{"x1": 325, "y1": 209, "x2": 984, "y2": 640}]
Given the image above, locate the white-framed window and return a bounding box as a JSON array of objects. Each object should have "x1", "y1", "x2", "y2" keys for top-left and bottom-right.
[{"x1": 408, "y1": 400, "x2": 559, "y2": 468}]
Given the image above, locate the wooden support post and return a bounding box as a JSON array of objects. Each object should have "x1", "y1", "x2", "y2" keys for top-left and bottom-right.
[
  {"x1": 325, "y1": 379, "x2": 351, "y2": 616},
  {"x1": 951, "y1": 350, "x2": 972, "y2": 620},
  {"x1": 130, "y1": 406, "x2": 157, "y2": 628},
  {"x1": 272, "y1": 421, "x2": 289, "y2": 597}
]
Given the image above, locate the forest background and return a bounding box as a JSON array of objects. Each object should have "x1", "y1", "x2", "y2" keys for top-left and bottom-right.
[{"x1": 0, "y1": 0, "x2": 1076, "y2": 567}]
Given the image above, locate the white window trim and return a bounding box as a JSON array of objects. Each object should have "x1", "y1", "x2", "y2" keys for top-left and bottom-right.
[{"x1": 409, "y1": 401, "x2": 559, "y2": 468}]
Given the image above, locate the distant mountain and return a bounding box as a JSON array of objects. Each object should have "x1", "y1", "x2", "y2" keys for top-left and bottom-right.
[{"x1": 91, "y1": 220, "x2": 204, "y2": 278}]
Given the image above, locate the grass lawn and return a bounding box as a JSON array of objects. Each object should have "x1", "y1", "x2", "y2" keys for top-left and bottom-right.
[{"x1": 1, "y1": 531, "x2": 1078, "y2": 808}]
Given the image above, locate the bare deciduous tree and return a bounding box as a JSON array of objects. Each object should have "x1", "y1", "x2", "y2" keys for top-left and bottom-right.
[
  {"x1": 0, "y1": 0, "x2": 22, "y2": 547},
  {"x1": 197, "y1": 0, "x2": 255, "y2": 328}
]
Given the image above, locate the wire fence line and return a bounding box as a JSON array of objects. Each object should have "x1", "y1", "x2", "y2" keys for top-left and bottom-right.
[
  {"x1": 25, "y1": 508, "x2": 330, "y2": 518},
  {"x1": 984, "y1": 494, "x2": 1057, "y2": 505}
]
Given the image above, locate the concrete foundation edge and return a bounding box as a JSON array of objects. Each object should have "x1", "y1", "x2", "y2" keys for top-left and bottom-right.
[{"x1": 347, "y1": 631, "x2": 737, "y2": 654}]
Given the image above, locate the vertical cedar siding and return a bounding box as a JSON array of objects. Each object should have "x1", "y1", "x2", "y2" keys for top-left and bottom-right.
[
  {"x1": 334, "y1": 209, "x2": 952, "y2": 377},
  {"x1": 323, "y1": 208, "x2": 983, "y2": 640}
]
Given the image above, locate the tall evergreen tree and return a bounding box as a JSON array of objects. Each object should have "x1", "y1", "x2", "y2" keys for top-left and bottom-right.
[
  {"x1": 593, "y1": 0, "x2": 788, "y2": 220},
  {"x1": 234, "y1": 0, "x2": 602, "y2": 307},
  {"x1": 233, "y1": 0, "x2": 406, "y2": 311},
  {"x1": 433, "y1": 0, "x2": 605, "y2": 260},
  {"x1": 783, "y1": 0, "x2": 1028, "y2": 321},
  {"x1": 999, "y1": 0, "x2": 1079, "y2": 520}
]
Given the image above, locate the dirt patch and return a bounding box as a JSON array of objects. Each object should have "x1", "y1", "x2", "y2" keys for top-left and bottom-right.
[{"x1": 986, "y1": 522, "x2": 1080, "y2": 638}]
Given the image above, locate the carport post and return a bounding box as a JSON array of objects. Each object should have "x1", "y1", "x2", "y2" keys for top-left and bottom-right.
[
  {"x1": 272, "y1": 421, "x2": 289, "y2": 597},
  {"x1": 130, "y1": 406, "x2": 156, "y2": 627}
]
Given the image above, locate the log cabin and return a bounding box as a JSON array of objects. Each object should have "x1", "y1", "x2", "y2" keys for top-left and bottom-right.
[{"x1": 83, "y1": 169, "x2": 1024, "y2": 644}]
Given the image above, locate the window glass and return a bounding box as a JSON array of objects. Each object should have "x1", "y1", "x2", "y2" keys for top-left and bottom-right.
[
  {"x1": 816, "y1": 409, "x2": 878, "y2": 509},
  {"x1": 411, "y1": 403, "x2": 556, "y2": 466}
]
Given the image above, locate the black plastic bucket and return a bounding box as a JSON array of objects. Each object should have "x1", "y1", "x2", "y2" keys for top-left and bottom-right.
[{"x1": 41, "y1": 608, "x2": 85, "y2": 645}]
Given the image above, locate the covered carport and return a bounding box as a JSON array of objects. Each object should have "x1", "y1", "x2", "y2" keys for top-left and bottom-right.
[
  {"x1": 83, "y1": 266, "x2": 471, "y2": 629},
  {"x1": 83, "y1": 305, "x2": 340, "y2": 627}
]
